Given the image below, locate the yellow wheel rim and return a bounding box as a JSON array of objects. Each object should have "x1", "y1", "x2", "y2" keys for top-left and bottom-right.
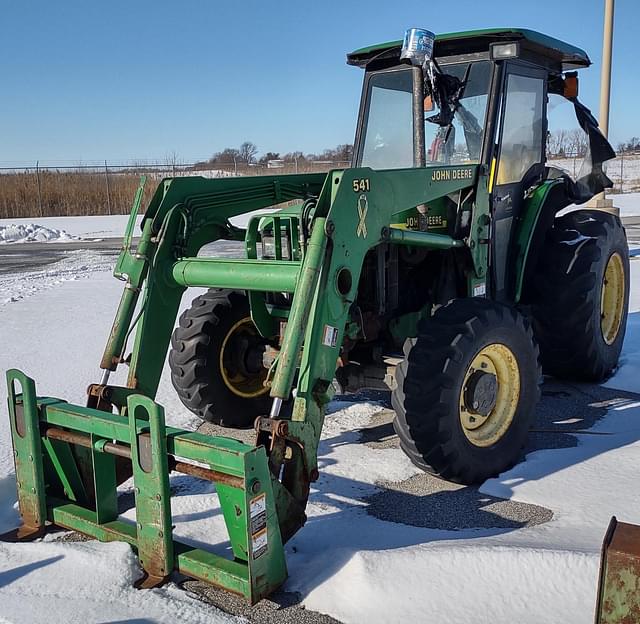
[
  {"x1": 459, "y1": 344, "x2": 520, "y2": 448},
  {"x1": 601, "y1": 252, "x2": 625, "y2": 346},
  {"x1": 219, "y1": 317, "x2": 270, "y2": 399}
]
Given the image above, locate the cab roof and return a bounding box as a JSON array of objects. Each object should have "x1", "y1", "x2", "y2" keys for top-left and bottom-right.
[{"x1": 347, "y1": 28, "x2": 591, "y2": 71}]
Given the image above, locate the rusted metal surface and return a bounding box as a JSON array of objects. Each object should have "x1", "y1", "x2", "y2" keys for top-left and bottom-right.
[
  {"x1": 137, "y1": 432, "x2": 154, "y2": 473},
  {"x1": 256, "y1": 417, "x2": 289, "y2": 437},
  {"x1": 86, "y1": 383, "x2": 114, "y2": 412},
  {"x1": 170, "y1": 459, "x2": 245, "y2": 489},
  {"x1": 45, "y1": 426, "x2": 92, "y2": 448},
  {"x1": 45, "y1": 427, "x2": 131, "y2": 459},
  {"x1": 595, "y1": 516, "x2": 640, "y2": 623},
  {"x1": 14, "y1": 403, "x2": 26, "y2": 438},
  {"x1": 134, "y1": 572, "x2": 168, "y2": 590},
  {"x1": 44, "y1": 427, "x2": 244, "y2": 488}
]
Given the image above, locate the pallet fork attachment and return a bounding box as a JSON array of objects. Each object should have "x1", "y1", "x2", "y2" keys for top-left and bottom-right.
[{"x1": 5, "y1": 369, "x2": 287, "y2": 604}]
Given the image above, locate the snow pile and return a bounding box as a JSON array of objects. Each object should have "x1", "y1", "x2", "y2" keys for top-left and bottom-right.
[
  {"x1": 0, "y1": 215, "x2": 141, "y2": 240},
  {"x1": 0, "y1": 223, "x2": 80, "y2": 244},
  {"x1": 0, "y1": 210, "x2": 271, "y2": 241},
  {"x1": 0, "y1": 540, "x2": 234, "y2": 624},
  {"x1": 300, "y1": 543, "x2": 598, "y2": 624}
]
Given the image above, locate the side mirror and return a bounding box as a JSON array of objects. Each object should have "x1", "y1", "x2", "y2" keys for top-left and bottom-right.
[{"x1": 564, "y1": 72, "x2": 579, "y2": 99}]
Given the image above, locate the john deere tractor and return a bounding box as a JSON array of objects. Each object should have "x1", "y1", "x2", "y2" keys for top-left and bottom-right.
[{"x1": 5, "y1": 28, "x2": 629, "y2": 602}]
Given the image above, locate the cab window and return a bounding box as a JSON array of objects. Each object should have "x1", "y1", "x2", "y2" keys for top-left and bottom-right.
[
  {"x1": 496, "y1": 74, "x2": 545, "y2": 185},
  {"x1": 359, "y1": 61, "x2": 492, "y2": 169}
]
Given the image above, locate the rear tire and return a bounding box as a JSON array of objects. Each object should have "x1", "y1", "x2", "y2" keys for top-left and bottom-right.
[
  {"x1": 531, "y1": 209, "x2": 629, "y2": 381},
  {"x1": 392, "y1": 298, "x2": 541, "y2": 485},
  {"x1": 169, "y1": 289, "x2": 271, "y2": 428}
]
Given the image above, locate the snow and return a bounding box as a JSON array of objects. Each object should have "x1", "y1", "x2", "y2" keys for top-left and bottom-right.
[
  {"x1": 612, "y1": 192, "x2": 640, "y2": 217},
  {"x1": 0, "y1": 211, "x2": 277, "y2": 243},
  {"x1": 0, "y1": 223, "x2": 80, "y2": 244},
  {"x1": 0, "y1": 250, "x2": 116, "y2": 305},
  {"x1": 0, "y1": 234, "x2": 639, "y2": 622},
  {"x1": 0, "y1": 215, "x2": 139, "y2": 241},
  {"x1": 0, "y1": 539, "x2": 235, "y2": 624}
]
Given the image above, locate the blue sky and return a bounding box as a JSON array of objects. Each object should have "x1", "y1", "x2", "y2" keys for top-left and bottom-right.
[{"x1": 1, "y1": 1, "x2": 637, "y2": 165}]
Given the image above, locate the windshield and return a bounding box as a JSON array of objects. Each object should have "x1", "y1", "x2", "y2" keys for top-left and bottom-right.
[{"x1": 359, "y1": 61, "x2": 492, "y2": 169}]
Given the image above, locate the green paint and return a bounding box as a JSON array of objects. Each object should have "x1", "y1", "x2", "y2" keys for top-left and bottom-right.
[
  {"x1": 172, "y1": 258, "x2": 301, "y2": 292},
  {"x1": 128, "y1": 396, "x2": 173, "y2": 580},
  {"x1": 42, "y1": 437, "x2": 87, "y2": 503},
  {"x1": 6, "y1": 369, "x2": 46, "y2": 535},
  {"x1": 513, "y1": 179, "x2": 564, "y2": 302}
]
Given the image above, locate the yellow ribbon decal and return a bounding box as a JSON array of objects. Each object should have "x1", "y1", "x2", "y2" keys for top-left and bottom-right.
[{"x1": 357, "y1": 194, "x2": 368, "y2": 238}]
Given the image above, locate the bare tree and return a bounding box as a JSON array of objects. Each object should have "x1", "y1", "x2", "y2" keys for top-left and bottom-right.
[
  {"x1": 164, "y1": 150, "x2": 182, "y2": 175},
  {"x1": 239, "y1": 141, "x2": 258, "y2": 164},
  {"x1": 547, "y1": 129, "x2": 570, "y2": 158},
  {"x1": 567, "y1": 129, "x2": 588, "y2": 158}
]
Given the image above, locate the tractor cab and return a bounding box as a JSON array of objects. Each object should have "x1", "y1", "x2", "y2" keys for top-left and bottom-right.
[{"x1": 348, "y1": 28, "x2": 615, "y2": 298}]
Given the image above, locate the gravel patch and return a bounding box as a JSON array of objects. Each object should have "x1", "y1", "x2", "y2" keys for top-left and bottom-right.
[
  {"x1": 366, "y1": 473, "x2": 553, "y2": 529},
  {"x1": 196, "y1": 422, "x2": 255, "y2": 444},
  {"x1": 180, "y1": 581, "x2": 341, "y2": 624},
  {"x1": 51, "y1": 530, "x2": 91, "y2": 543},
  {"x1": 357, "y1": 409, "x2": 553, "y2": 531}
]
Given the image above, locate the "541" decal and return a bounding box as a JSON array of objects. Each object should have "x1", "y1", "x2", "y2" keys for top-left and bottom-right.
[{"x1": 352, "y1": 178, "x2": 370, "y2": 193}]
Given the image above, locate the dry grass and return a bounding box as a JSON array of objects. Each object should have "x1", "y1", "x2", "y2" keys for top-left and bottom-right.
[
  {"x1": 0, "y1": 170, "x2": 155, "y2": 219},
  {"x1": 0, "y1": 162, "x2": 342, "y2": 219}
]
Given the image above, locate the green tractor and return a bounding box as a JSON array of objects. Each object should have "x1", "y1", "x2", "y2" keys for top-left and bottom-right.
[{"x1": 5, "y1": 28, "x2": 629, "y2": 602}]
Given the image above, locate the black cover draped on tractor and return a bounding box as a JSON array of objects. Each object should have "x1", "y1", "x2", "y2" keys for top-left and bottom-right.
[
  {"x1": 565, "y1": 98, "x2": 616, "y2": 203},
  {"x1": 424, "y1": 69, "x2": 464, "y2": 127}
]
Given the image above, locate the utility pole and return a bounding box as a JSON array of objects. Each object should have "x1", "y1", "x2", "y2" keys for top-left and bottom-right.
[{"x1": 590, "y1": 0, "x2": 618, "y2": 214}]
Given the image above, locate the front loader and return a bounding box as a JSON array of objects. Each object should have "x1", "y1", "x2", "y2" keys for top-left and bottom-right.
[{"x1": 4, "y1": 28, "x2": 630, "y2": 603}]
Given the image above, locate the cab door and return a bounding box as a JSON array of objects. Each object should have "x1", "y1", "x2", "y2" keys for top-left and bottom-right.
[{"x1": 491, "y1": 64, "x2": 547, "y2": 300}]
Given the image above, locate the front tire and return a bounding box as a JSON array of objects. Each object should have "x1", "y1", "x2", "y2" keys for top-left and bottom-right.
[
  {"x1": 392, "y1": 298, "x2": 541, "y2": 485},
  {"x1": 169, "y1": 289, "x2": 272, "y2": 428},
  {"x1": 531, "y1": 209, "x2": 629, "y2": 381}
]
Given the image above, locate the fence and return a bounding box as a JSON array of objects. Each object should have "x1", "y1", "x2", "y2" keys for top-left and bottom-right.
[
  {"x1": 0, "y1": 159, "x2": 351, "y2": 220},
  {"x1": 548, "y1": 152, "x2": 640, "y2": 194}
]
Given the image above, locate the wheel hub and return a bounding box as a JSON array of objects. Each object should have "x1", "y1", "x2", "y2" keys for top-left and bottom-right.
[
  {"x1": 459, "y1": 344, "x2": 520, "y2": 447},
  {"x1": 463, "y1": 370, "x2": 498, "y2": 417},
  {"x1": 220, "y1": 317, "x2": 270, "y2": 399},
  {"x1": 601, "y1": 251, "x2": 625, "y2": 346}
]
